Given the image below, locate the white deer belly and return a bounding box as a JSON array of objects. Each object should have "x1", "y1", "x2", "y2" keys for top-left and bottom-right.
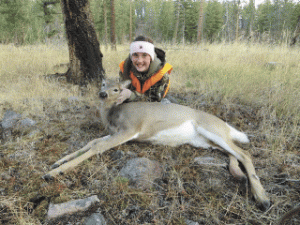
[{"x1": 146, "y1": 120, "x2": 211, "y2": 148}]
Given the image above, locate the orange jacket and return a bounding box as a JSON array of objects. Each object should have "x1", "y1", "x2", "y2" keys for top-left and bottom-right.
[{"x1": 119, "y1": 61, "x2": 173, "y2": 98}]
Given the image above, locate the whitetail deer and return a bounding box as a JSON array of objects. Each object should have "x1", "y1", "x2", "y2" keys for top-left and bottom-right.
[{"x1": 43, "y1": 79, "x2": 270, "y2": 210}]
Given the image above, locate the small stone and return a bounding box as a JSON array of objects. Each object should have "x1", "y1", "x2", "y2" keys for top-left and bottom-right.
[
  {"x1": 84, "y1": 213, "x2": 107, "y2": 225},
  {"x1": 46, "y1": 195, "x2": 100, "y2": 221}
]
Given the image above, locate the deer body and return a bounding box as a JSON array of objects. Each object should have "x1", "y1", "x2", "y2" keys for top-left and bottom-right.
[
  {"x1": 104, "y1": 102, "x2": 245, "y2": 153},
  {"x1": 44, "y1": 80, "x2": 270, "y2": 210}
]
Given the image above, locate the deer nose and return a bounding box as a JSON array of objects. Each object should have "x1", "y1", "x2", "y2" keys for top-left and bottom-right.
[{"x1": 99, "y1": 91, "x2": 107, "y2": 99}]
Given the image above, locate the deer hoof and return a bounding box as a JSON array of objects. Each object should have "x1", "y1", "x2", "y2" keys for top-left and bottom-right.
[
  {"x1": 259, "y1": 199, "x2": 271, "y2": 211},
  {"x1": 42, "y1": 174, "x2": 53, "y2": 181},
  {"x1": 50, "y1": 163, "x2": 59, "y2": 169}
]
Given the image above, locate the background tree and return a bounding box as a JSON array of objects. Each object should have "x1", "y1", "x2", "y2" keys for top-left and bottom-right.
[
  {"x1": 242, "y1": 0, "x2": 256, "y2": 39},
  {"x1": 182, "y1": 0, "x2": 200, "y2": 43},
  {"x1": 157, "y1": 0, "x2": 175, "y2": 41},
  {"x1": 115, "y1": 0, "x2": 131, "y2": 43},
  {"x1": 42, "y1": 0, "x2": 60, "y2": 39},
  {"x1": 235, "y1": 0, "x2": 241, "y2": 42},
  {"x1": 60, "y1": 0, "x2": 105, "y2": 85},
  {"x1": 129, "y1": 0, "x2": 133, "y2": 42},
  {"x1": 0, "y1": 0, "x2": 30, "y2": 44},
  {"x1": 110, "y1": 0, "x2": 116, "y2": 50},
  {"x1": 0, "y1": 0, "x2": 300, "y2": 45},
  {"x1": 204, "y1": 0, "x2": 223, "y2": 43},
  {"x1": 256, "y1": 0, "x2": 275, "y2": 42},
  {"x1": 173, "y1": 0, "x2": 181, "y2": 44},
  {"x1": 197, "y1": 0, "x2": 205, "y2": 44},
  {"x1": 291, "y1": 15, "x2": 300, "y2": 46},
  {"x1": 91, "y1": 0, "x2": 110, "y2": 46}
]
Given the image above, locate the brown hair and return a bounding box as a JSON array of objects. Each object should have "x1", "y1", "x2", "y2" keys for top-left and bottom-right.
[{"x1": 133, "y1": 36, "x2": 153, "y2": 44}]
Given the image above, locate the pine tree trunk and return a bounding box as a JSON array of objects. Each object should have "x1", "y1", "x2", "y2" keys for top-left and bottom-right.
[
  {"x1": 235, "y1": 0, "x2": 240, "y2": 42},
  {"x1": 60, "y1": 0, "x2": 105, "y2": 85},
  {"x1": 129, "y1": 0, "x2": 132, "y2": 42},
  {"x1": 103, "y1": 0, "x2": 108, "y2": 49},
  {"x1": 290, "y1": 15, "x2": 300, "y2": 46},
  {"x1": 197, "y1": 0, "x2": 204, "y2": 44},
  {"x1": 172, "y1": 1, "x2": 180, "y2": 45},
  {"x1": 110, "y1": 0, "x2": 117, "y2": 50}
]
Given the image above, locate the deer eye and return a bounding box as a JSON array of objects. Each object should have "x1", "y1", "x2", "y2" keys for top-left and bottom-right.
[{"x1": 113, "y1": 89, "x2": 119, "y2": 92}]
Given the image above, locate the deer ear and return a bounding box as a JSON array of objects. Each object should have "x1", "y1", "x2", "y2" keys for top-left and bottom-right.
[{"x1": 120, "y1": 80, "x2": 131, "y2": 89}]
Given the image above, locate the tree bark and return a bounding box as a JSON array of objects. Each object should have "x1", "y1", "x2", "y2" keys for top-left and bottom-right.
[
  {"x1": 129, "y1": 0, "x2": 132, "y2": 43},
  {"x1": 110, "y1": 0, "x2": 116, "y2": 50},
  {"x1": 43, "y1": 1, "x2": 60, "y2": 38},
  {"x1": 103, "y1": 0, "x2": 108, "y2": 49},
  {"x1": 60, "y1": 0, "x2": 105, "y2": 85},
  {"x1": 197, "y1": 0, "x2": 204, "y2": 44},
  {"x1": 290, "y1": 15, "x2": 300, "y2": 46},
  {"x1": 235, "y1": 0, "x2": 240, "y2": 42},
  {"x1": 172, "y1": 1, "x2": 180, "y2": 45}
]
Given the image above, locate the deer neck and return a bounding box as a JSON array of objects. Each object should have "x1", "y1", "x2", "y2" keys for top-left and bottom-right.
[{"x1": 100, "y1": 101, "x2": 121, "y2": 129}]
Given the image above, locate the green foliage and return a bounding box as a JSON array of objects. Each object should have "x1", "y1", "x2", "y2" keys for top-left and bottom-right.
[
  {"x1": 91, "y1": 0, "x2": 111, "y2": 42},
  {"x1": 0, "y1": 0, "x2": 299, "y2": 45},
  {"x1": 0, "y1": 0, "x2": 29, "y2": 43},
  {"x1": 255, "y1": 0, "x2": 298, "y2": 43},
  {"x1": 115, "y1": 0, "x2": 131, "y2": 42},
  {"x1": 291, "y1": 2, "x2": 300, "y2": 29},
  {"x1": 204, "y1": 0, "x2": 223, "y2": 42},
  {"x1": 242, "y1": 0, "x2": 256, "y2": 36},
  {"x1": 182, "y1": 0, "x2": 200, "y2": 42},
  {"x1": 0, "y1": 0, "x2": 61, "y2": 44},
  {"x1": 157, "y1": 1, "x2": 175, "y2": 41}
]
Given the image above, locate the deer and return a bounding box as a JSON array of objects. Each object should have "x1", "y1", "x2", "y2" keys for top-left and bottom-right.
[{"x1": 43, "y1": 79, "x2": 270, "y2": 210}]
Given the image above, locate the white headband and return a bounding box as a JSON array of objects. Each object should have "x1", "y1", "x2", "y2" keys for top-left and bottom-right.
[{"x1": 130, "y1": 41, "x2": 155, "y2": 61}]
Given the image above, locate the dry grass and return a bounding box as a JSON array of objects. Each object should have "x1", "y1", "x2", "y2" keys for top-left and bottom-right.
[{"x1": 0, "y1": 42, "x2": 300, "y2": 224}]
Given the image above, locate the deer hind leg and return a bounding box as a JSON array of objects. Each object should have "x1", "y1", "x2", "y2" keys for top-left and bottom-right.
[
  {"x1": 228, "y1": 154, "x2": 247, "y2": 181},
  {"x1": 228, "y1": 142, "x2": 270, "y2": 210},
  {"x1": 195, "y1": 126, "x2": 270, "y2": 210},
  {"x1": 43, "y1": 131, "x2": 139, "y2": 179}
]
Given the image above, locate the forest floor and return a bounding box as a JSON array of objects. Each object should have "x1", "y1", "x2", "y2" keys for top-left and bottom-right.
[{"x1": 1, "y1": 85, "x2": 299, "y2": 224}]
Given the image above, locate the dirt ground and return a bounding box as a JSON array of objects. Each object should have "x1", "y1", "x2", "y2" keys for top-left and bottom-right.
[{"x1": 0, "y1": 89, "x2": 299, "y2": 224}]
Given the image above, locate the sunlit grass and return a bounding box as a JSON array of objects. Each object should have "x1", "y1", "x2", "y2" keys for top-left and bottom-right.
[
  {"x1": 1, "y1": 42, "x2": 299, "y2": 145},
  {"x1": 0, "y1": 44, "x2": 77, "y2": 117}
]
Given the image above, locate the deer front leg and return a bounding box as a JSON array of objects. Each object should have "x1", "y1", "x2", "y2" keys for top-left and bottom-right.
[
  {"x1": 43, "y1": 132, "x2": 139, "y2": 180},
  {"x1": 50, "y1": 135, "x2": 111, "y2": 169}
]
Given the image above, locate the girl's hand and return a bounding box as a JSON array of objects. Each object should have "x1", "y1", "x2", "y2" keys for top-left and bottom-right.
[{"x1": 116, "y1": 88, "x2": 132, "y2": 105}]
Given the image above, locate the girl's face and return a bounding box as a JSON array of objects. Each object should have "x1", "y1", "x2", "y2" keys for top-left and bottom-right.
[{"x1": 131, "y1": 52, "x2": 151, "y2": 73}]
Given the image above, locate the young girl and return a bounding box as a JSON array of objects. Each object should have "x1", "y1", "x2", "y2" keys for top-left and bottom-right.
[{"x1": 117, "y1": 36, "x2": 173, "y2": 104}]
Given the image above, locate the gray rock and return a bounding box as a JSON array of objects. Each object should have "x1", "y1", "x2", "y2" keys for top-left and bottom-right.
[
  {"x1": 68, "y1": 96, "x2": 79, "y2": 103},
  {"x1": 194, "y1": 157, "x2": 227, "y2": 167},
  {"x1": 19, "y1": 118, "x2": 36, "y2": 127},
  {"x1": 110, "y1": 150, "x2": 124, "y2": 161},
  {"x1": 119, "y1": 157, "x2": 162, "y2": 189},
  {"x1": 1, "y1": 110, "x2": 37, "y2": 139},
  {"x1": 8, "y1": 150, "x2": 32, "y2": 160},
  {"x1": 1, "y1": 172, "x2": 12, "y2": 180},
  {"x1": 15, "y1": 118, "x2": 37, "y2": 135},
  {"x1": 265, "y1": 61, "x2": 282, "y2": 69},
  {"x1": 186, "y1": 219, "x2": 199, "y2": 225},
  {"x1": 84, "y1": 213, "x2": 107, "y2": 225},
  {"x1": 1, "y1": 110, "x2": 21, "y2": 129},
  {"x1": 46, "y1": 195, "x2": 100, "y2": 222}
]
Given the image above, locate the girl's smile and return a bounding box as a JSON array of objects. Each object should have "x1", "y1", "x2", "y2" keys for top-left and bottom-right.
[{"x1": 131, "y1": 52, "x2": 151, "y2": 72}]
